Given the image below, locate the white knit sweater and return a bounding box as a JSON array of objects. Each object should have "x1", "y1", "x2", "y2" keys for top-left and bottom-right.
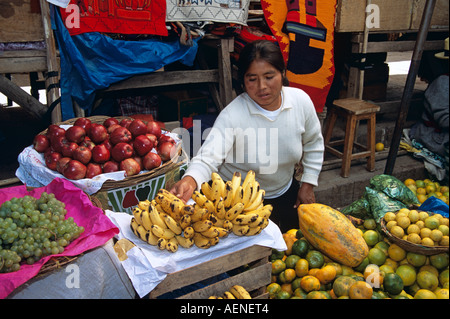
[{"x1": 184, "y1": 86, "x2": 324, "y2": 198}]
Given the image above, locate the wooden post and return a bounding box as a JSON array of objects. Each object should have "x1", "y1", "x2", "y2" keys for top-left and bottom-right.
[{"x1": 384, "y1": 0, "x2": 437, "y2": 175}]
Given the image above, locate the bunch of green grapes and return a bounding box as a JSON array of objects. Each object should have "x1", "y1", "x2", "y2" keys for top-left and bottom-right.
[{"x1": 0, "y1": 192, "x2": 84, "y2": 273}]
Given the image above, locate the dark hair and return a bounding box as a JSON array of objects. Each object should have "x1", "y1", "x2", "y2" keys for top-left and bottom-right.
[{"x1": 237, "y1": 40, "x2": 289, "y2": 88}]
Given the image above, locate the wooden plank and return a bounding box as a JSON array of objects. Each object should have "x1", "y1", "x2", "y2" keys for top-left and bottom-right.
[
  {"x1": 0, "y1": 0, "x2": 44, "y2": 42},
  {"x1": 102, "y1": 69, "x2": 219, "y2": 93},
  {"x1": 178, "y1": 262, "x2": 272, "y2": 299},
  {"x1": 0, "y1": 56, "x2": 47, "y2": 73},
  {"x1": 366, "y1": 40, "x2": 446, "y2": 53},
  {"x1": 149, "y1": 245, "x2": 271, "y2": 298}
]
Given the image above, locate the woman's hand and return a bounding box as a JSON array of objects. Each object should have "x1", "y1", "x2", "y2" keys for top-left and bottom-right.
[
  {"x1": 294, "y1": 182, "x2": 316, "y2": 208},
  {"x1": 169, "y1": 176, "x2": 197, "y2": 203}
]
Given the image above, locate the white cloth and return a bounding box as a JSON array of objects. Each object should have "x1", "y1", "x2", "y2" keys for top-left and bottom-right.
[
  {"x1": 106, "y1": 210, "x2": 287, "y2": 298},
  {"x1": 185, "y1": 86, "x2": 324, "y2": 197}
]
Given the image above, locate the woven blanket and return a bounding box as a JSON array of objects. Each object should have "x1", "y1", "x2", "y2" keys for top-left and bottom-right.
[
  {"x1": 261, "y1": 0, "x2": 337, "y2": 113},
  {"x1": 60, "y1": 0, "x2": 168, "y2": 36},
  {"x1": 166, "y1": 0, "x2": 250, "y2": 25}
]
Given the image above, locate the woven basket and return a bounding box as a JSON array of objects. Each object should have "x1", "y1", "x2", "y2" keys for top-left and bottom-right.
[
  {"x1": 41, "y1": 115, "x2": 187, "y2": 191},
  {"x1": 380, "y1": 210, "x2": 449, "y2": 256}
]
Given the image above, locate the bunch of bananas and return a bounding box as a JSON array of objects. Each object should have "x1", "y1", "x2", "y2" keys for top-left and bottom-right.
[
  {"x1": 208, "y1": 285, "x2": 252, "y2": 299},
  {"x1": 192, "y1": 171, "x2": 272, "y2": 237}
]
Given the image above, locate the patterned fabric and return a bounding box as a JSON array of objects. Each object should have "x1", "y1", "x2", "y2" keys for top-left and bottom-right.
[
  {"x1": 60, "y1": 0, "x2": 168, "y2": 36},
  {"x1": 261, "y1": 0, "x2": 337, "y2": 113}
]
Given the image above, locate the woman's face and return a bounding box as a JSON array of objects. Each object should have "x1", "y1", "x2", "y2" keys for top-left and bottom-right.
[{"x1": 243, "y1": 59, "x2": 284, "y2": 111}]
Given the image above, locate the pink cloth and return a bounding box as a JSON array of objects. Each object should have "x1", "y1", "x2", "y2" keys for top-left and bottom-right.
[{"x1": 0, "y1": 178, "x2": 119, "y2": 298}]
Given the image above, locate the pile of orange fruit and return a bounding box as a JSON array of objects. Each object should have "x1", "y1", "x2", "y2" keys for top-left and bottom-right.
[
  {"x1": 404, "y1": 178, "x2": 449, "y2": 205},
  {"x1": 268, "y1": 217, "x2": 449, "y2": 299}
]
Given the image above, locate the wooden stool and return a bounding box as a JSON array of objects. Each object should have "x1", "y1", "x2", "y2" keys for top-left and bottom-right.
[{"x1": 323, "y1": 98, "x2": 380, "y2": 177}]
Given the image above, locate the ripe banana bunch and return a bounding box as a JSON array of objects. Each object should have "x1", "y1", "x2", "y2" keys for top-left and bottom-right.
[
  {"x1": 208, "y1": 285, "x2": 252, "y2": 299},
  {"x1": 192, "y1": 171, "x2": 272, "y2": 237},
  {"x1": 130, "y1": 189, "x2": 195, "y2": 253}
]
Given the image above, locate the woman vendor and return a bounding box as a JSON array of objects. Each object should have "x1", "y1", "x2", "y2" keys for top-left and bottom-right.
[{"x1": 170, "y1": 40, "x2": 324, "y2": 232}]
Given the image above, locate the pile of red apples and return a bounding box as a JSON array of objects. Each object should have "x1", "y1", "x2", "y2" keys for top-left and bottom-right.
[{"x1": 32, "y1": 117, "x2": 178, "y2": 180}]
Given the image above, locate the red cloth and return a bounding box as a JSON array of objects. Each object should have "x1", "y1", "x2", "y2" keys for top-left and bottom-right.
[{"x1": 60, "y1": 0, "x2": 168, "y2": 36}]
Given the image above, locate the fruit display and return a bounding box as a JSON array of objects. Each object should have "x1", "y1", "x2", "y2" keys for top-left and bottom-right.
[
  {"x1": 129, "y1": 170, "x2": 272, "y2": 252},
  {"x1": 32, "y1": 117, "x2": 177, "y2": 180},
  {"x1": 0, "y1": 192, "x2": 84, "y2": 273},
  {"x1": 382, "y1": 208, "x2": 449, "y2": 247},
  {"x1": 268, "y1": 211, "x2": 449, "y2": 299},
  {"x1": 404, "y1": 178, "x2": 449, "y2": 205},
  {"x1": 208, "y1": 285, "x2": 252, "y2": 299}
]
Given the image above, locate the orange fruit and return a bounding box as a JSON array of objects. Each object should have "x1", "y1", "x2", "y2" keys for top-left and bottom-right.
[
  {"x1": 417, "y1": 194, "x2": 428, "y2": 203},
  {"x1": 280, "y1": 283, "x2": 294, "y2": 296},
  {"x1": 332, "y1": 275, "x2": 357, "y2": 297},
  {"x1": 384, "y1": 212, "x2": 397, "y2": 222},
  {"x1": 271, "y1": 259, "x2": 286, "y2": 275},
  {"x1": 368, "y1": 247, "x2": 387, "y2": 266},
  {"x1": 435, "y1": 288, "x2": 449, "y2": 299},
  {"x1": 279, "y1": 268, "x2": 296, "y2": 284},
  {"x1": 416, "y1": 187, "x2": 427, "y2": 195},
  {"x1": 316, "y1": 265, "x2": 337, "y2": 284},
  {"x1": 396, "y1": 264, "x2": 417, "y2": 286},
  {"x1": 383, "y1": 272, "x2": 404, "y2": 295},
  {"x1": 282, "y1": 233, "x2": 297, "y2": 255},
  {"x1": 306, "y1": 291, "x2": 330, "y2": 299},
  {"x1": 300, "y1": 275, "x2": 321, "y2": 293},
  {"x1": 429, "y1": 253, "x2": 449, "y2": 270},
  {"x1": 414, "y1": 289, "x2": 437, "y2": 299},
  {"x1": 363, "y1": 230, "x2": 379, "y2": 246},
  {"x1": 406, "y1": 252, "x2": 427, "y2": 267},
  {"x1": 430, "y1": 229, "x2": 443, "y2": 242},
  {"x1": 416, "y1": 271, "x2": 439, "y2": 291},
  {"x1": 348, "y1": 281, "x2": 373, "y2": 299},
  {"x1": 404, "y1": 179, "x2": 416, "y2": 187},
  {"x1": 285, "y1": 254, "x2": 301, "y2": 269},
  {"x1": 388, "y1": 243, "x2": 406, "y2": 262},
  {"x1": 424, "y1": 216, "x2": 440, "y2": 230},
  {"x1": 390, "y1": 225, "x2": 405, "y2": 238},
  {"x1": 266, "y1": 282, "x2": 281, "y2": 298},
  {"x1": 294, "y1": 258, "x2": 309, "y2": 278},
  {"x1": 375, "y1": 142, "x2": 384, "y2": 152},
  {"x1": 305, "y1": 250, "x2": 325, "y2": 269},
  {"x1": 293, "y1": 287, "x2": 308, "y2": 299}
]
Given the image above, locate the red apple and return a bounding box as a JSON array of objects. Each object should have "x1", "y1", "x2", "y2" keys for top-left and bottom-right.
[
  {"x1": 73, "y1": 117, "x2": 92, "y2": 134},
  {"x1": 80, "y1": 136, "x2": 95, "y2": 151},
  {"x1": 158, "y1": 134, "x2": 176, "y2": 145},
  {"x1": 133, "y1": 134, "x2": 153, "y2": 156},
  {"x1": 107, "y1": 124, "x2": 121, "y2": 134},
  {"x1": 103, "y1": 117, "x2": 119, "y2": 128},
  {"x1": 133, "y1": 156, "x2": 143, "y2": 170},
  {"x1": 45, "y1": 152, "x2": 62, "y2": 171},
  {"x1": 109, "y1": 126, "x2": 132, "y2": 145},
  {"x1": 89, "y1": 123, "x2": 108, "y2": 144},
  {"x1": 86, "y1": 163, "x2": 103, "y2": 178},
  {"x1": 46, "y1": 124, "x2": 65, "y2": 140},
  {"x1": 72, "y1": 145, "x2": 92, "y2": 165},
  {"x1": 146, "y1": 121, "x2": 161, "y2": 139},
  {"x1": 33, "y1": 134, "x2": 50, "y2": 153},
  {"x1": 63, "y1": 159, "x2": 87, "y2": 180},
  {"x1": 157, "y1": 142, "x2": 177, "y2": 162},
  {"x1": 103, "y1": 160, "x2": 119, "y2": 173},
  {"x1": 56, "y1": 157, "x2": 71, "y2": 174},
  {"x1": 61, "y1": 142, "x2": 78, "y2": 158},
  {"x1": 128, "y1": 119, "x2": 148, "y2": 138},
  {"x1": 50, "y1": 135, "x2": 68, "y2": 153},
  {"x1": 120, "y1": 158, "x2": 141, "y2": 177},
  {"x1": 92, "y1": 143, "x2": 110, "y2": 163},
  {"x1": 65, "y1": 125, "x2": 86, "y2": 144},
  {"x1": 143, "y1": 152, "x2": 162, "y2": 170},
  {"x1": 145, "y1": 133, "x2": 158, "y2": 148},
  {"x1": 111, "y1": 142, "x2": 134, "y2": 162},
  {"x1": 119, "y1": 118, "x2": 133, "y2": 129}
]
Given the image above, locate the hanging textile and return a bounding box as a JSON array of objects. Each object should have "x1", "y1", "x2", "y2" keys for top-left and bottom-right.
[
  {"x1": 59, "y1": 0, "x2": 168, "y2": 36},
  {"x1": 166, "y1": 0, "x2": 250, "y2": 25},
  {"x1": 261, "y1": 0, "x2": 337, "y2": 113},
  {"x1": 52, "y1": 8, "x2": 200, "y2": 120}
]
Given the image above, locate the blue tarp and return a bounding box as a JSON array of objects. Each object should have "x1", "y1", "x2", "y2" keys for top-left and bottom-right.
[{"x1": 52, "y1": 7, "x2": 201, "y2": 120}]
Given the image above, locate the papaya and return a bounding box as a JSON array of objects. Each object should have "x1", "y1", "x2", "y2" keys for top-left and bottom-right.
[{"x1": 297, "y1": 203, "x2": 369, "y2": 267}]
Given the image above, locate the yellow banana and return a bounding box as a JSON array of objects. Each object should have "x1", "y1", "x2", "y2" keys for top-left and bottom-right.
[
  {"x1": 232, "y1": 212, "x2": 260, "y2": 226},
  {"x1": 192, "y1": 190, "x2": 208, "y2": 207},
  {"x1": 225, "y1": 202, "x2": 245, "y2": 220},
  {"x1": 200, "y1": 182, "x2": 213, "y2": 200},
  {"x1": 193, "y1": 220, "x2": 213, "y2": 233},
  {"x1": 244, "y1": 189, "x2": 265, "y2": 212},
  {"x1": 209, "y1": 236, "x2": 220, "y2": 246},
  {"x1": 245, "y1": 226, "x2": 262, "y2": 236},
  {"x1": 146, "y1": 227, "x2": 160, "y2": 245},
  {"x1": 166, "y1": 237, "x2": 179, "y2": 253},
  {"x1": 151, "y1": 224, "x2": 176, "y2": 239},
  {"x1": 193, "y1": 232, "x2": 211, "y2": 249},
  {"x1": 181, "y1": 205, "x2": 194, "y2": 215},
  {"x1": 162, "y1": 213, "x2": 182, "y2": 235},
  {"x1": 223, "y1": 291, "x2": 236, "y2": 299},
  {"x1": 248, "y1": 215, "x2": 264, "y2": 228},
  {"x1": 157, "y1": 189, "x2": 179, "y2": 201},
  {"x1": 136, "y1": 225, "x2": 149, "y2": 242},
  {"x1": 242, "y1": 180, "x2": 254, "y2": 208},
  {"x1": 241, "y1": 170, "x2": 255, "y2": 192},
  {"x1": 229, "y1": 285, "x2": 252, "y2": 299},
  {"x1": 212, "y1": 217, "x2": 225, "y2": 228},
  {"x1": 230, "y1": 171, "x2": 242, "y2": 196},
  {"x1": 232, "y1": 186, "x2": 244, "y2": 206},
  {"x1": 211, "y1": 172, "x2": 226, "y2": 197},
  {"x1": 222, "y1": 181, "x2": 234, "y2": 208},
  {"x1": 179, "y1": 214, "x2": 192, "y2": 229},
  {"x1": 130, "y1": 217, "x2": 139, "y2": 236},
  {"x1": 155, "y1": 193, "x2": 184, "y2": 220},
  {"x1": 249, "y1": 180, "x2": 260, "y2": 205},
  {"x1": 155, "y1": 203, "x2": 165, "y2": 214},
  {"x1": 183, "y1": 226, "x2": 195, "y2": 239},
  {"x1": 215, "y1": 198, "x2": 226, "y2": 219},
  {"x1": 138, "y1": 199, "x2": 151, "y2": 211},
  {"x1": 175, "y1": 235, "x2": 194, "y2": 248},
  {"x1": 140, "y1": 208, "x2": 153, "y2": 231},
  {"x1": 260, "y1": 218, "x2": 269, "y2": 229},
  {"x1": 203, "y1": 199, "x2": 216, "y2": 213},
  {"x1": 157, "y1": 237, "x2": 167, "y2": 250},
  {"x1": 148, "y1": 205, "x2": 168, "y2": 229},
  {"x1": 248, "y1": 204, "x2": 273, "y2": 219},
  {"x1": 232, "y1": 224, "x2": 250, "y2": 236},
  {"x1": 201, "y1": 226, "x2": 220, "y2": 238},
  {"x1": 191, "y1": 206, "x2": 209, "y2": 222},
  {"x1": 213, "y1": 226, "x2": 229, "y2": 237},
  {"x1": 223, "y1": 219, "x2": 233, "y2": 231},
  {"x1": 132, "y1": 207, "x2": 143, "y2": 225}
]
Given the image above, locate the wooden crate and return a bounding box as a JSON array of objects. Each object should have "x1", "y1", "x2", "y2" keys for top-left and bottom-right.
[{"x1": 149, "y1": 245, "x2": 272, "y2": 299}]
